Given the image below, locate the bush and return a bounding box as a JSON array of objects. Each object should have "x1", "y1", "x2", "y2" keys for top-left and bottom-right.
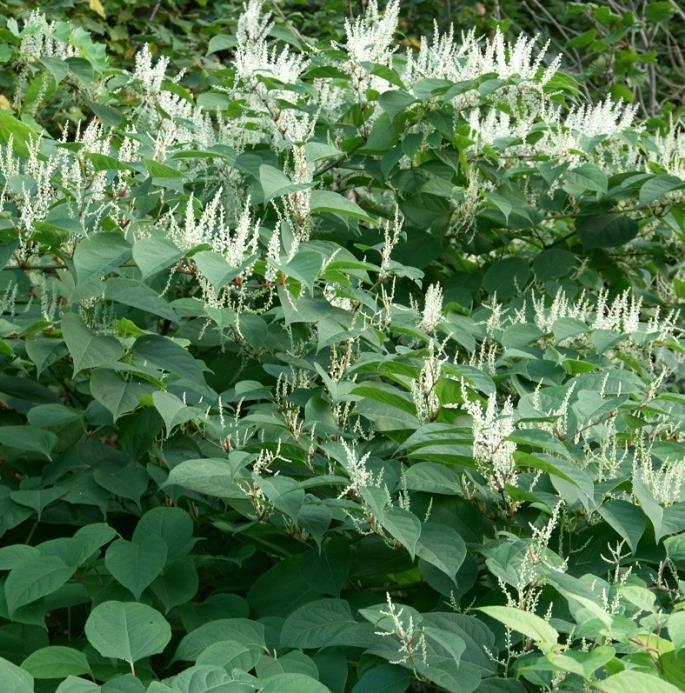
[{"x1": 0, "y1": 1, "x2": 683, "y2": 691}]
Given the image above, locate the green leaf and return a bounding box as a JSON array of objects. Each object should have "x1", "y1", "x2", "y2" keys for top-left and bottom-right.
[
  {"x1": 56, "y1": 676, "x2": 100, "y2": 692},
  {"x1": 598, "y1": 500, "x2": 646, "y2": 554},
  {"x1": 165, "y1": 456, "x2": 247, "y2": 498},
  {"x1": 5, "y1": 555, "x2": 76, "y2": 614},
  {"x1": 261, "y1": 673, "x2": 330, "y2": 693},
  {"x1": 105, "y1": 536, "x2": 167, "y2": 599},
  {"x1": 639, "y1": 174, "x2": 683, "y2": 205},
  {"x1": 482, "y1": 258, "x2": 530, "y2": 299},
  {"x1": 0, "y1": 112, "x2": 38, "y2": 155},
  {"x1": 259, "y1": 164, "x2": 309, "y2": 202},
  {"x1": 668, "y1": 611, "x2": 685, "y2": 651},
  {"x1": 73, "y1": 233, "x2": 132, "y2": 292},
  {"x1": 207, "y1": 34, "x2": 236, "y2": 54},
  {"x1": 565, "y1": 164, "x2": 608, "y2": 195},
  {"x1": 132, "y1": 237, "x2": 182, "y2": 279},
  {"x1": 104, "y1": 278, "x2": 178, "y2": 323},
  {"x1": 192, "y1": 251, "x2": 251, "y2": 292},
  {"x1": 22, "y1": 646, "x2": 91, "y2": 679},
  {"x1": 85, "y1": 601, "x2": 171, "y2": 667},
  {"x1": 597, "y1": 670, "x2": 681, "y2": 692},
  {"x1": 150, "y1": 560, "x2": 199, "y2": 613},
  {"x1": 132, "y1": 507, "x2": 195, "y2": 562},
  {"x1": 280, "y1": 599, "x2": 359, "y2": 649},
  {"x1": 379, "y1": 90, "x2": 417, "y2": 120},
  {"x1": 169, "y1": 665, "x2": 233, "y2": 693},
  {"x1": 576, "y1": 213, "x2": 638, "y2": 249},
  {"x1": 379, "y1": 508, "x2": 421, "y2": 559},
  {"x1": 310, "y1": 190, "x2": 372, "y2": 221},
  {"x1": 0, "y1": 656, "x2": 33, "y2": 693},
  {"x1": 478, "y1": 606, "x2": 558, "y2": 645},
  {"x1": 175, "y1": 619, "x2": 265, "y2": 661},
  {"x1": 0, "y1": 425, "x2": 57, "y2": 459},
  {"x1": 351, "y1": 664, "x2": 411, "y2": 693},
  {"x1": 645, "y1": 1, "x2": 676, "y2": 22},
  {"x1": 416, "y1": 523, "x2": 466, "y2": 582},
  {"x1": 90, "y1": 370, "x2": 147, "y2": 420},
  {"x1": 62, "y1": 313, "x2": 124, "y2": 375},
  {"x1": 152, "y1": 390, "x2": 197, "y2": 436}
]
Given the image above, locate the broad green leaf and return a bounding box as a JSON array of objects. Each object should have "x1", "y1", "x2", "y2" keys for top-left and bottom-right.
[
  {"x1": 169, "y1": 665, "x2": 233, "y2": 693},
  {"x1": 598, "y1": 500, "x2": 646, "y2": 554},
  {"x1": 668, "y1": 611, "x2": 685, "y2": 651},
  {"x1": 415, "y1": 523, "x2": 466, "y2": 581},
  {"x1": 379, "y1": 508, "x2": 421, "y2": 560},
  {"x1": 0, "y1": 425, "x2": 57, "y2": 459},
  {"x1": 85, "y1": 601, "x2": 171, "y2": 667},
  {"x1": 280, "y1": 599, "x2": 358, "y2": 649},
  {"x1": 565, "y1": 163, "x2": 608, "y2": 195},
  {"x1": 0, "y1": 112, "x2": 38, "y2": 154},
  {"x1": 105, "y1": 536, "x2": 167, "y2": 599},
  {"x1": 73, "y1": 233, "x2": 131, "y2": 291},
  {"x1": 22, "y1": 646, "x2": 91, "y2": 679},
  {"x1": 104, "y1": 278, "x2": 178, "y2": 323},
  {"x1": 261, "y1": 673, "x2": 330, "y2": 693},
  {"x1": 639, "y1": 175, "x2": 683, "y2": 205},
  {"x1": 62, "y1": 313, "x2": 123, "y2": 375},
  {"x1": 478, "y1": 606, "x2": 558, "y2": 645},
  {"x1": 56, "y1": 676, "x2": 100, "y2": 692},
  {"x1": 0, "y1": 656, "x2": 33, "y2": 693},
  {"x1": 597, "y1": 670, "x2": 681, "y2": 692},
  {"x1": 310, "y1": 190, "x2": 372, "y2": 221},
  {"x1": 165, "y1": 456, "x2": 248, "y2": 498},
  {"x1": 259, "y1": 164, "x2": 309, "y2": 201},
  {"x1": 5, "y1": 555, "x2": 76, "y2": 614},
  {"x1": 90, "y1": 370, "x2": 147, "y2": 420},
  {"x1": 132, "y1": 507, "x2": 195, "y2": 562},
  {"x1": 132, "y1": 237, "x2": 183, "y2": 279},
  {"x1": 576, "y1": 213, "x2": 638, "y2": 249},
  {"x1": 175, "y1": 619, "x2": 265, "y2": 661}
]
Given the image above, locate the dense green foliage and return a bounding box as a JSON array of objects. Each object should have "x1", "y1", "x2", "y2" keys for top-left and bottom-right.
[{"x1": 0, "y1": 1, "x2": 684, "y2": 691}]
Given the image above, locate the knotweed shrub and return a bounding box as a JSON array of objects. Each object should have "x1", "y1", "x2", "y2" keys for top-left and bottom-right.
[{"x1": 0, "y1": 2, "x2": 684, "y2": 691}]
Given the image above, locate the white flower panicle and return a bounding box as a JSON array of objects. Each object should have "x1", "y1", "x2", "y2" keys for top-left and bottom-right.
[
  {"x1": 134, "y1": 44, "x2": 170, "y2": 99},
  {"x1": 463, "y1": 387, "x2": 518, "y2": 491},
  {"x1": 344, "y1": 0, "x2": 400, "y2": 67},
  {"x1": 338, "y1": 440, "x2": 374, "y2": 498},
  {"x1": 169, "y1": 192, "x2": 260, "y2": 271},
  {"x1": 19, "y1": 11, "x2": 76, "y2": 62},
  {"x1": 236, "y1": 0, "x2": 272, "y2": 48},
  {"x1": 562, "y1": 97, "x2": 637, "y2": 140},
  {"x1": 380, "y1": 208, "x2": 403, "y2": 275},
  {"x1": 650, "y1": 124, "x2": 685, "y2": 179},
  {"x1": 419, "y1": 283, "x2": 444, "y2": 332},
  {"x1": 468, "y1": 107, "x2": 532, "y2": 146},
  {"x1": 411, "y1": 346, "x2": 443, "y2": 423},
  {"x1": 633, "y1": 440, "x2": 685, "y2": 506},
  {"x1": 213, "y1": 197, "x2": 261, "y2": 268},
  {"x1": 234, "y1": 0, "x2": 308, "y2": 84},
  {"x1": 405, "y1": 27, "x2": 560, "y2": 90},
  {"x1": 593, "y1": 288, "x2": 642, "y2": 334},
  {"x1": 375, "y1": 592, "x2": 427, "y2": 666},
  {"x1": 532, "y1": 288, "x2": 592, "y2": 334},
  {"x1": 264, "y1": 222, "x2": 281, "y2": 284}
]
